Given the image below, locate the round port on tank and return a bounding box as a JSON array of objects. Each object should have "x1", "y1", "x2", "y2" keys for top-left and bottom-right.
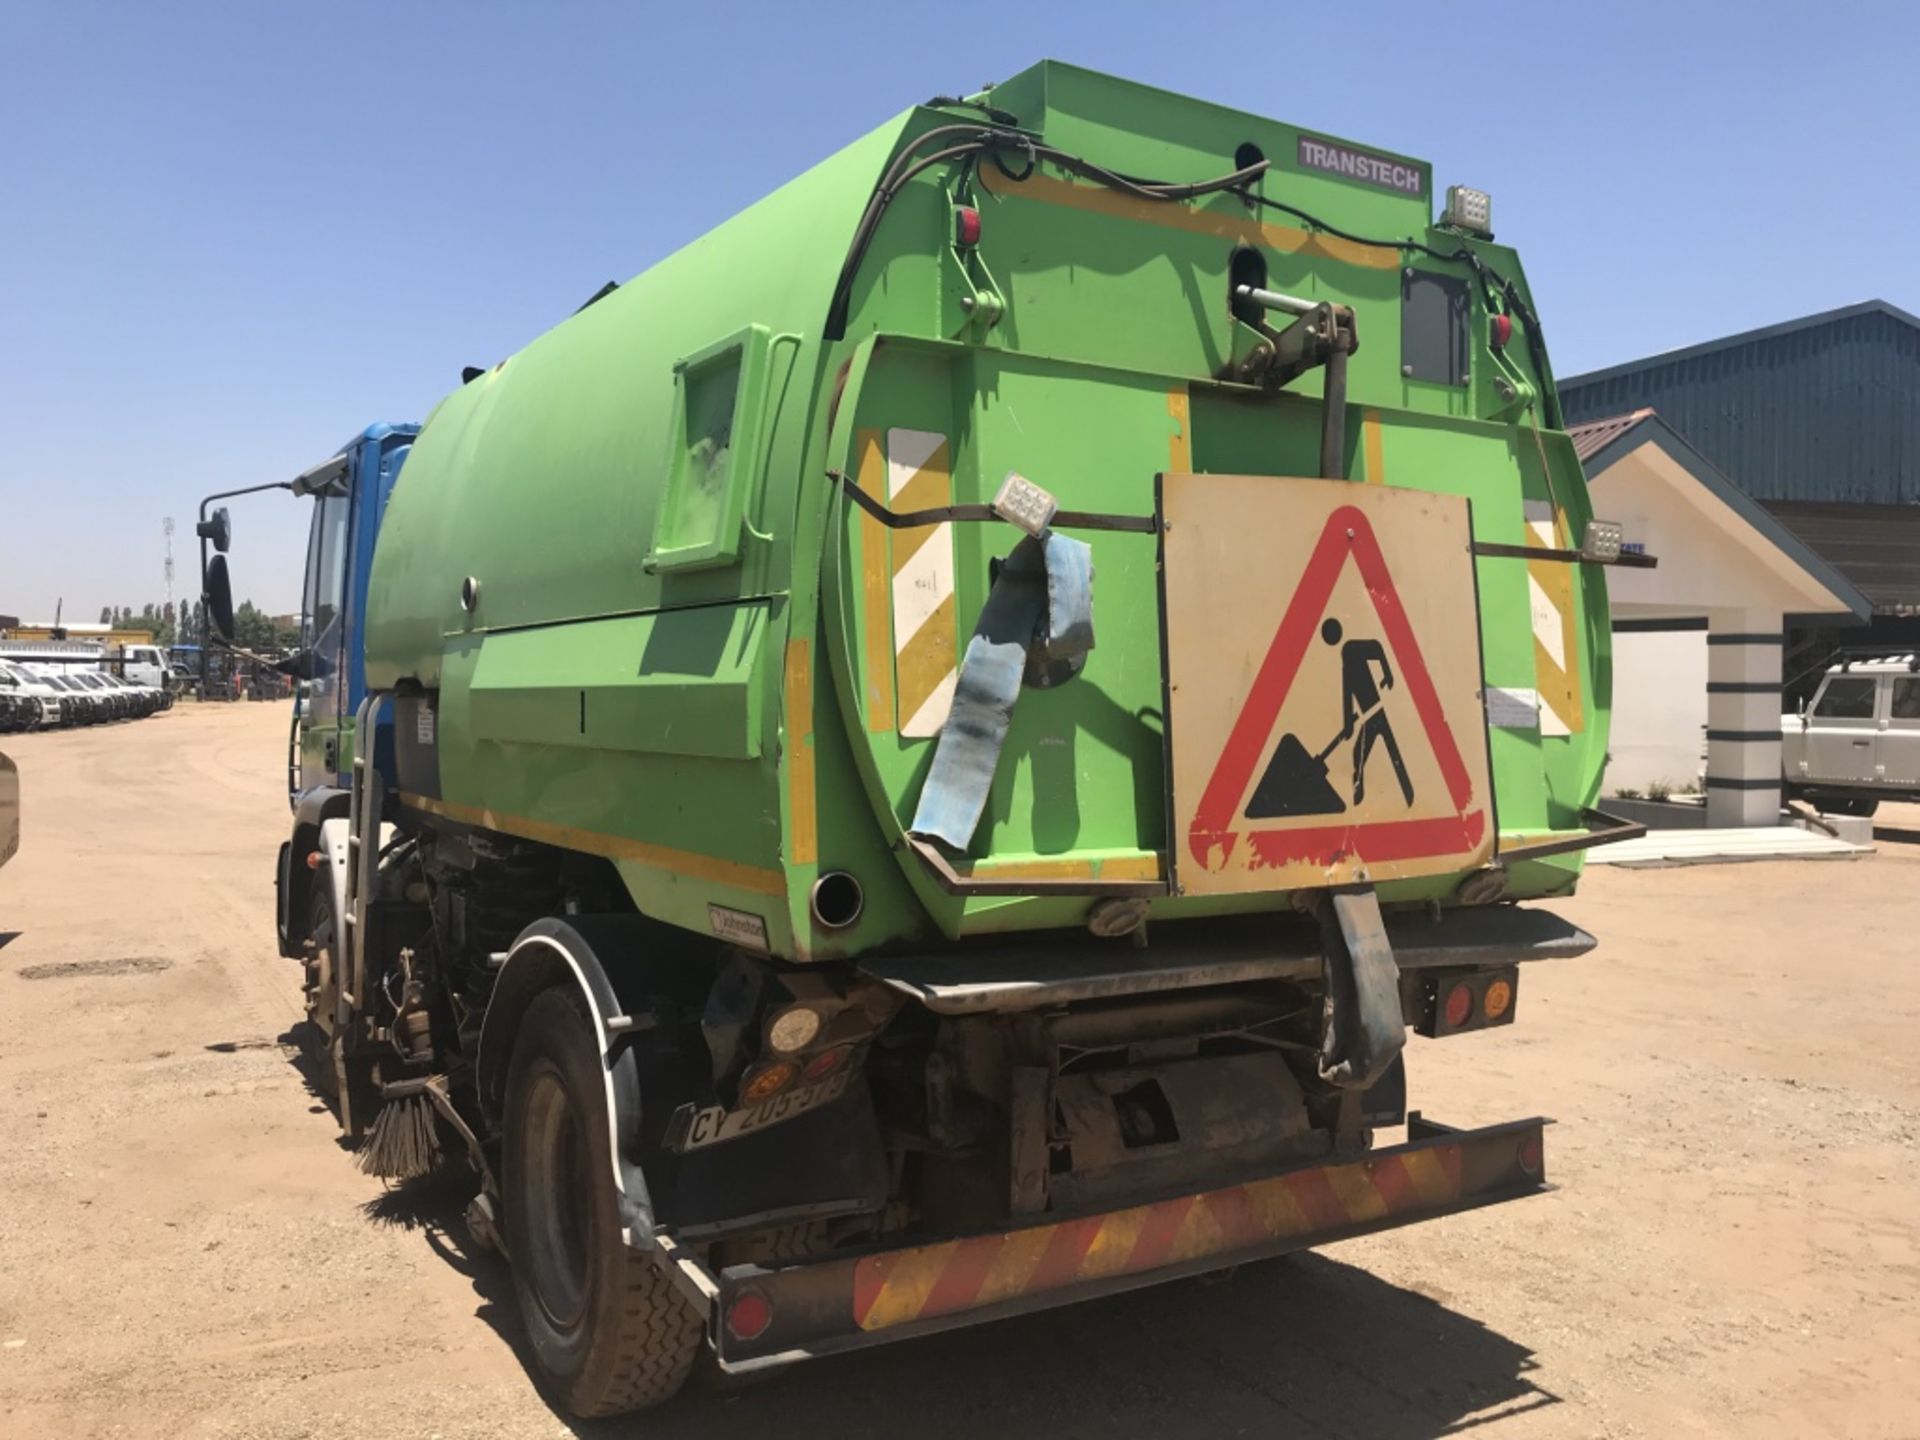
[{"x1": 809, "y1": 871, "x2": 864, "y2": 930}]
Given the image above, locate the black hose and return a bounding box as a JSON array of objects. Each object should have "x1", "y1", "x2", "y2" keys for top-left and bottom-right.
[
  {"x1": 824, "y1": 128, "x2": 1564, "y2": 429},
  {"x1": 825, "y1": 126, "x2": 1268, "y2": 339}
]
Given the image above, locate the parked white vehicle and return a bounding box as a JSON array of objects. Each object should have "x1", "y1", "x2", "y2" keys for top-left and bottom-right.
[
  {"x1": 1782, "y1": 655, "x2": 1920, "y2": 817},
  {"x1": 100, "y1": 673, "x2": 165, "y2": 716},
  {"x1": 118, "y1": 643, "x2": 173, "y2": 691},
  {"x1": 0, "y1": 661, "x2": 67, "y2": 728}
]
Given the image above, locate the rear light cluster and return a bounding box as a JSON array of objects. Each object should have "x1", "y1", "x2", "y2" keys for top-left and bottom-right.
[
  {"x1": 1416, "y1": 967, "x2": 1519, "y2": 1038},
  {"x1": 738, "y1": 1041, "x2": 855, "y2": 1107},
  {"x1": 703, "y1": 962, "x2": 895, "y2": 1117},
  {"x1": 731, "y1": 996, "x2": 868, "y2": 1108}
]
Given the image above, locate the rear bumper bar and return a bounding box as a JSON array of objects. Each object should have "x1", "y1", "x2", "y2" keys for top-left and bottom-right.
[{"x1": 661, "y1": 1113, "x2": 1550, "y2": 1371}]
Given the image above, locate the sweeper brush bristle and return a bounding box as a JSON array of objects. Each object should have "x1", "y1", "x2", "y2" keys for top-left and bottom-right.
[{"x1": 355, "y1": 1094, "x2": 441, "y2": 1180}]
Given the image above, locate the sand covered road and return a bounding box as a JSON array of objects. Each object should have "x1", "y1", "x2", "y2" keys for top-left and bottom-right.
[{"x1": 2, "y1": 701, "x2": 1916, "y2": 1438}]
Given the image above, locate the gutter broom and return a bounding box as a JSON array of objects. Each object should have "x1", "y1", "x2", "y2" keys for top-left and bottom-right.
[{"x1": 357, "y1": 1074, "x2": 443, "y2": 1181}]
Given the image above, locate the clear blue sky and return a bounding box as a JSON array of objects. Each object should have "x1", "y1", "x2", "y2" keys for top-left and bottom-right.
[{"x1": 4, "y1": 0, "x2": 1915, "y2": 621}]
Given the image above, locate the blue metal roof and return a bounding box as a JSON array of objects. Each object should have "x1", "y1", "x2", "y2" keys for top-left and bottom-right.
[{"x1": 1560, "y1": 301, "x2": 1920, "y2": 506}]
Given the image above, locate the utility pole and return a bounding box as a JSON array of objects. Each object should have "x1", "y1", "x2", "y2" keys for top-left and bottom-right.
[{"x1": 163, "y1": 517, "x2": 176, "y2": 615}]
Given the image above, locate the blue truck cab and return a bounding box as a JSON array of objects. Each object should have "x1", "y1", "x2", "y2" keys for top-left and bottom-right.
[
  {"x1": 256, "y1": 421, "x2": 417, "y2": 959},
  {"x1": 291, "y1": 423, "x2": 419, "y2": 792}
]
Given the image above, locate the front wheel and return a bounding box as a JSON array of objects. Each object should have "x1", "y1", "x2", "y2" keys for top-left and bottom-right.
[
  {"x1": 303, "y1": 882, "x2": 378, "y2": 1131},
  {"x1": 503, "y1": 987, "x2": 702, "y2": 1417}
]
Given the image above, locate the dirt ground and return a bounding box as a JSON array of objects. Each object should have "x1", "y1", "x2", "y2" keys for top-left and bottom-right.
[{"x1": 1, "y1": 702, "x2": 1916, "y2": 1439}]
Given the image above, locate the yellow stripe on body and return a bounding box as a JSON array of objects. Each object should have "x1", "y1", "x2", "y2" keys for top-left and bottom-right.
[
  {"x1": 1525, "y1": 500, "x2": 1583, "y2": 736},
  {"x1": 948, "y1": 852, "x2": 1166, "y2": 884},
  {"x1": 783, "y1": 638, "x2": 817, "y2": 866},
  {"x1": 1168, "y1": 387, "x2": 1192, "y2": 471},
  {"x1": 887, "y1": 429, "x2": 959, "y2": 737},
  {"x1": 855, "y1": 429, "x2": 896, "y2": 733},
  {"x1": 1363, "y1": 408, "x2": 1386, "y2": 485},
  {"x1": 856, "y1": 1244, "x2": 959, "y2": 1331},
  {"x1": 978, "y1": 166, "x2": 1402, "y2": 273},
  {"x1": 397, "y1": 792, "x2": 786, "y2": 897}
]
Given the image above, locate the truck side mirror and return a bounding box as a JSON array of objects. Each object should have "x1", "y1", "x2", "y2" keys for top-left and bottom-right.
[
  {"x1": 203, "y1": 554, "x2": 235, "y2": 645},
  {"x1": 195, "y1": 506, "x2": 232, "y2": 554}
]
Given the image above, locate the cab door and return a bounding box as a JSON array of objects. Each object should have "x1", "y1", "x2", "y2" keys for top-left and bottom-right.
[
  {"x1": 297, "y1": 488, "x2": 352, "y2": 791},
  {"x1": 1801, "y1": 674, "x2": 1879, "y2": 785}
]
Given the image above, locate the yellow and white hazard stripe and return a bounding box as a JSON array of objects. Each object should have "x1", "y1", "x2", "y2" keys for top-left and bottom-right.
[
  {"x1": 886, "y1": 429, "x2": 959, "y2": 737},
  {"x1": 1524, "y1": 499, "x2": 1582, "y2": 736}
]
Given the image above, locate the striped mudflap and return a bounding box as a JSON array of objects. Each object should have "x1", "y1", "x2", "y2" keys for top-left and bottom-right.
[{"x1": 703, "y1": 1115, "x2": 1548, "y2": 1368}]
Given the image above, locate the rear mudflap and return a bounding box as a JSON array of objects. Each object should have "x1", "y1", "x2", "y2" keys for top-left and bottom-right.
[{"x1": 658, "y1": 1113, "x2": 1550, "y2": 1371}]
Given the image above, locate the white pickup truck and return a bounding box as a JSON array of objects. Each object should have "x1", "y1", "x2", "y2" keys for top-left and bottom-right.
[
  {"x1": 1782, "y1": 655, "x2": 1920, "y2": 817},
  {"x1": 0, "y1": 661, "x2": 67, "y2": 729}
]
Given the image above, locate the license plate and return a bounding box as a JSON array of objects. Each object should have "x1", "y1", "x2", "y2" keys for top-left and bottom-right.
[{"x1": 679, "y1": 1069, "x2": 852, "y2": 1151}]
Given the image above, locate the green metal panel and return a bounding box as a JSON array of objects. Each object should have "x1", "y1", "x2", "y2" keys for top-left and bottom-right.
[{"x1": 468, "y1": 605, "x2": 769, "y2": 760}]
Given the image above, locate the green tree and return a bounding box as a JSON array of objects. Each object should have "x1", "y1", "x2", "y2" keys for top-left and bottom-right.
[{"x1": 232, "y1": 600, "x2": 275, "y2": 651}]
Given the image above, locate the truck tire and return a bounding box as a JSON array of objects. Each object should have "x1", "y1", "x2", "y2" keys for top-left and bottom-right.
[
  {"x1": 304, "y1": 886, "x2": 343, "y2": 1098},
  {"x1": 304, "y1": 885, "x2": 378, "y2": 1131},
  {"x1": 503, "y1": 986, "x2": 702, "y2": 1416}
]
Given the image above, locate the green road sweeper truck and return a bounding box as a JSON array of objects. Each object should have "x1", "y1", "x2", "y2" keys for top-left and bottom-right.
[{"x1": 203, "y1": 61, "x2": 1648, "y2": 1415}]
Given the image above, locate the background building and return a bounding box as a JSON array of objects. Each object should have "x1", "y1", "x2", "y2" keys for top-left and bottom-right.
[
  {"x1": 1560, "y1": 302, "x2": 1916, "y2": 820},
  {"x1": 1563, "y1": 300, "x2": 1920, "y2": 688},
  {"x1": 2, "y1": 620, "x2": 157, "y2": 649}
]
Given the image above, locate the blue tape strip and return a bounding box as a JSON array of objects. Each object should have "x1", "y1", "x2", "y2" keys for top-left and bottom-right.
[{"x1": 907, "y1": 533, "x2": 1095, "y2": 851}]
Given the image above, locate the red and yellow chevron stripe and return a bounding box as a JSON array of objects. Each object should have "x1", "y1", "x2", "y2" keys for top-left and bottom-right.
[{"x1": 851, "y1": 1143, "x2": 1464, "y2": 1332}]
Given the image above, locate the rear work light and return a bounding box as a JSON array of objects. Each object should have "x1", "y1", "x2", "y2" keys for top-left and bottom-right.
[{"x1": 1417, "y1": 967, "x2": 1519, "y2": 1038}]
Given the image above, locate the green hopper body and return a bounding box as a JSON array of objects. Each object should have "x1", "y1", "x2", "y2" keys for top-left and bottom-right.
[{"x1": 365, "y1": 61, "x2": 1609, "y2": 963}]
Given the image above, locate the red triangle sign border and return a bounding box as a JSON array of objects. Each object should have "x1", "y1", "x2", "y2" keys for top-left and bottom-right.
[{"x1": 1186, "y1": 502, "x2": 1485, "y2": 873}]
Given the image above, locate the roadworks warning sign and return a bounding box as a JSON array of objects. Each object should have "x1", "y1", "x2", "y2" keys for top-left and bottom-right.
[{"x1": 1162, "y1": 474, "x2": 1492, "y2": 895}]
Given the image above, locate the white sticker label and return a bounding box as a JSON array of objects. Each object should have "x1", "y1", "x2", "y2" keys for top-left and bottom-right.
[
  {"x1": 707, "y1": 903, "x2": 769, "y2": 953},
  {"x1": 1486, "y1": 686, "x2": 1541, "y2": 729},
  {"x1": 415, "y1": 704, "x2": 436, "y2": 746}
]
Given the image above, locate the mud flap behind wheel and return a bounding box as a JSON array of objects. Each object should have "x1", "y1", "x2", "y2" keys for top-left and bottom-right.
[{"x1": 1317, "y1": 884, "x2": 1404, "y2": 1089}]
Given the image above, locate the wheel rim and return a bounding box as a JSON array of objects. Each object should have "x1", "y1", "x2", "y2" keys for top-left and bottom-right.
[
  {"x1": 522, "y1": 1069, "x2": 593, "y2": 1331},
  {"x1": 306, "y1": 894, "x2": 339, "y2": 1036}
]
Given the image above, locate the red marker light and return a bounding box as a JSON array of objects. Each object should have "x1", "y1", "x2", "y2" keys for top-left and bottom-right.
[
  {"x1": 725, "y1": 1288, "x2": 773, "y2": 1341},
  {"x1": 801, "y1": 1045, "x2": 850, "y2": 1084},
  {"x1": 955, "y1": 206, "x2": 982, "y2": 247},
  {"x1": 1443, "y1": 982, "x2": 1474, "y2": 1030},
  {"x1": 1490, "y1": 313, "x2": 1513, "y2": 350}
]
